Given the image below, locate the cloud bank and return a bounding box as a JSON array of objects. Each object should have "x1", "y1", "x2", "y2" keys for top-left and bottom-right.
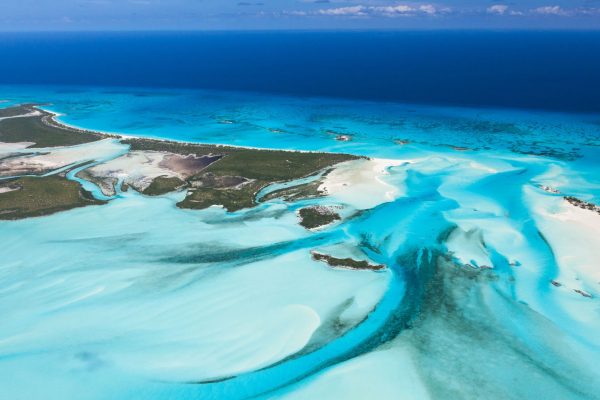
[
  {"x1": 301, "y1": 3, "x2": 600, "y2": 19},
  {"x1": 314, "y1": 3, "x2": 450, "y2": 17}
]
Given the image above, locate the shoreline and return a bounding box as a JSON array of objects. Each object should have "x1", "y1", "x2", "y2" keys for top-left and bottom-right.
[
  {"x1": 37, "y1": 105, "x2": 363, "y2": 157},
  {"x1": 1, "y1": 103, "x2": 363, "y2": 217}
]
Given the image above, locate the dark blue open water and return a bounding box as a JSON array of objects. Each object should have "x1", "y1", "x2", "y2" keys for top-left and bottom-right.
[{"x1": 0, "y1": 31, "x2": 599, "y2": 112}]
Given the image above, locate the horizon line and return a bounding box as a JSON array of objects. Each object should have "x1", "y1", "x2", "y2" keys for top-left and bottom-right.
[{"x1": 2, "y1": 27, "x2": 600, "y2": 34}]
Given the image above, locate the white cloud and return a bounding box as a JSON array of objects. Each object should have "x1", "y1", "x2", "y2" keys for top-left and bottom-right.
[
  {"x1": 285, "y1": 10, "x2": 308, "y2": 16},
  {"x1": 532, "y1": 5, "x2": 568, "y2": 16},
  {"x1": 287, "y1": 3, "x2": 600, "y2": 20},
  {"x1": 419, "y1": 4, "x2": 437, "y2": 15},
  {"x1": 579, "y1": 8, "x2": 600, "y2": 15},
  {"x1": 318, "y1": 5, "x2": 367, "y2": 16},
  {"x1": 487, "y1": 5, "x2": 508, "y2": 15},
  {"x1": 316, "y1": 4, "x2": 443, "y2": 18},
  {"x1": 372, "y1": 5, "x2": 415, "y2": 16},
  {"x1": 531, "y1": 6, "x2": 600, "y2": 16},
  {"x1": 485, "y1": 4, "x2": 600, "y2": 17}
]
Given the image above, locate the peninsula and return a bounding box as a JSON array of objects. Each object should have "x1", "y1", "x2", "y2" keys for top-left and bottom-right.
[{"x1": 0, "y1": 104, "x2": 359, "y2": 219}]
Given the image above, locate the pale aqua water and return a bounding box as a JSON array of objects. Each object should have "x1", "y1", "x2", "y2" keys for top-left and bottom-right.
[{"x1": 1, "y1": 86, "x2": 599, "y2": 399}]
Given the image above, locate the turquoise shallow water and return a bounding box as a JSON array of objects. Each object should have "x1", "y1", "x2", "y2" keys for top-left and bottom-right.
[
  {"x1": 1, "y1": 85, "x2": 600, "y2": 399},
  {"x1": 2, "y1": 85, "x2": 600, "y2": 158}
]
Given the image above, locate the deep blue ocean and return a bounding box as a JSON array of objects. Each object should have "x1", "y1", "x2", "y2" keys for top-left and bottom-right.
[{"x1": 1, "y1": 31, "x2": 599, "y2": 112}]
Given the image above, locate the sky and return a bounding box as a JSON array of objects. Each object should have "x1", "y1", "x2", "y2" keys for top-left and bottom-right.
[{"x1": 0, "y1": 0, "x2": 599, "y2": 31}]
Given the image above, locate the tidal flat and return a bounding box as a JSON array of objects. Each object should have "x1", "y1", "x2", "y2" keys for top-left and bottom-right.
[{"x1": 1, "y1": 89, "x2": 599, "y2": 400}]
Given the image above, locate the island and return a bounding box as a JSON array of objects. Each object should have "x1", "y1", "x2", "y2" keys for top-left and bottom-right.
[
  {"x1": 564, "y1": 196, "x2": 600, "y2": 215},
  {"x1": 0, "y1": 104, "x2": 359, "y2": 219},
  {"x1": 310, "y1": 250, "x2": 386, "y2": 271},
  {"x1": 297, "y1": 206, "x2": 341, "y2": 230}
]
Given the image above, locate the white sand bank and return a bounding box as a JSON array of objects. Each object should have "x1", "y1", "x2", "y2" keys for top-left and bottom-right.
[
  {"x1": 526, "y1": 187, "x2": 600, "y2": 292},
  {"x1": 0, "y1": 139, "x2": 125, "y2": 177},
  {"x1": 319, "y1": 158, "x2": 406, "y2": 209},
  {"x1": 275, "y1": 345, "x2": 429, "y2": 400},
  {"x1": 0, "y1": 110, "x2": 41, "y2": 122},
  {"x1": 0, "y1": 141, "x2": 35, "y2": 155}
]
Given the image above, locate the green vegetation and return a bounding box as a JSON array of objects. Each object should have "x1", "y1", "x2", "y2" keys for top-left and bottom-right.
[
  {"x1": 564, "y1": 196, "x2": 600, "y2": 215},
  {"x1": 123, "y1": 139, "x2": 219, "y2": 156},
  {"x1": 0, "y1": 105, "x2": 106, "y2": 147},
  {"x1": 0, "y1": 117, "x2": 359, "y2": 217},
  {"x1": 298, "y1": 206, "x2": 341, "y2": 229},
  {"x1": 124, "y1": 139, "x2": 358, "y2": 180},
  {"x1": 261, "y1": 180, "x2": 324, "y2": 202},
  {"x1": 191, "y1": 173, "x2": 248, "y2": 189},
  {"x1": 143, "y1": 176, "x2": 186, "y2": 196},
  {"x1": 260, "y1": 169, "x2": 334, "y2": 202},
  {"x1": 178, "y1": 180, "x2": 264, "y2": 212},
  {"x1": 0, "y1": 175, "x2": 106, "y2": 220},
  {"x1": 124, "y1": 138, "x2": 359, "y2": 212},
  {"x1": 75, "y1": 169, "x2": 117, "y2": 197},
  {"x1": 0, "y1": 105, "x2": 34, "y2": 119},
  {"x1": 311, "y1": 251, "x2": 386, "y2": 271}
]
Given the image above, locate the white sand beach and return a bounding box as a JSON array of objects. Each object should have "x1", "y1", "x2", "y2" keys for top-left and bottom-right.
[{"x1": 318, "y1": 158, "x2": 407, "y2": 209}]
